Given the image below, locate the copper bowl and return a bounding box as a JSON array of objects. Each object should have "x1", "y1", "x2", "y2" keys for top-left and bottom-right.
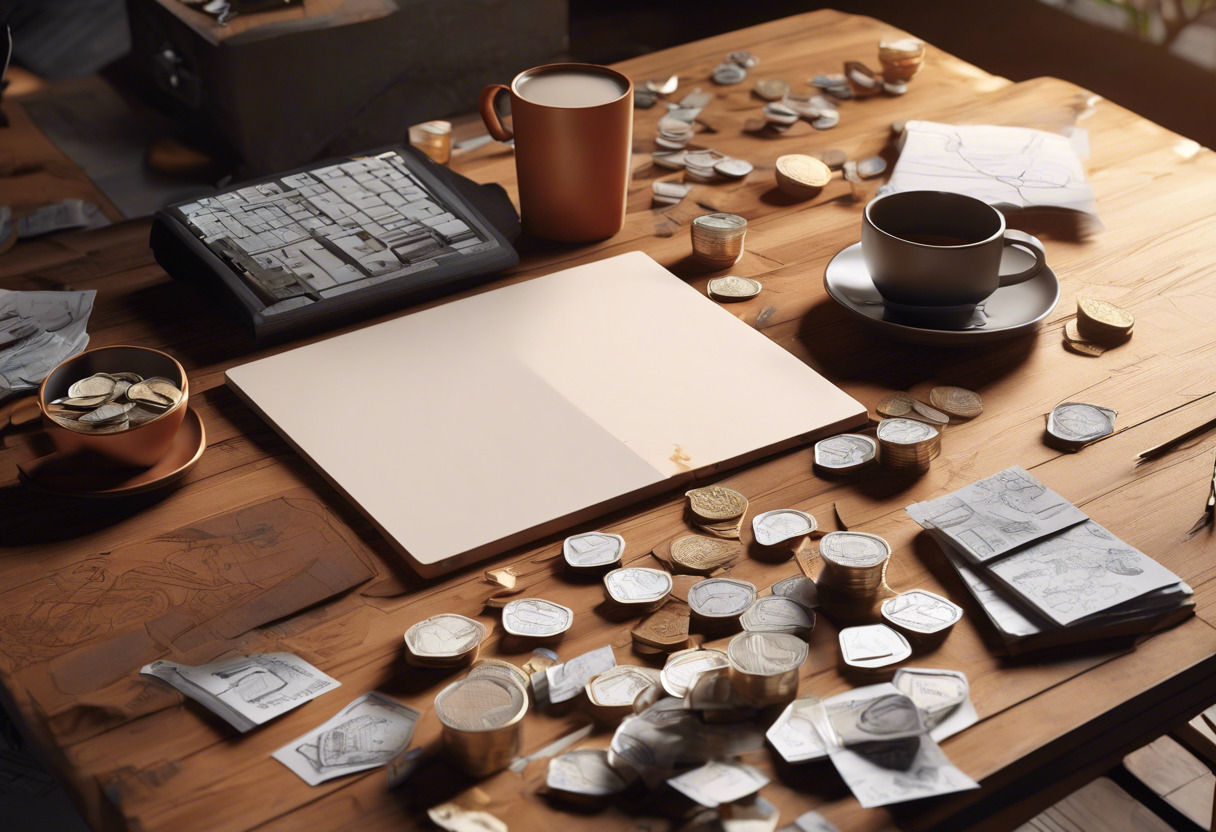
[{"x1": 38, "y1": 345, "x2": 189, "y2": 468}]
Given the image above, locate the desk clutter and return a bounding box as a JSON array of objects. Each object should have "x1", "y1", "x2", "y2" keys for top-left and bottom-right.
[{"x1": 5, "y1": 14, "x2": 1212, "y2": 832}]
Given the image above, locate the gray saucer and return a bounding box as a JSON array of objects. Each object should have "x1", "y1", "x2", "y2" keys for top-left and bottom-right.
[{"x1": 823, "y1": 242, "x2": 1060, "y2": 345}]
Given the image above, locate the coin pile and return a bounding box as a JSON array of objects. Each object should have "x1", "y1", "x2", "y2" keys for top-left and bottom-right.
[
  {"x1": 652, "y1": 180, "x2": 692, "y2": 207},
  {"x1": 405, "y1": 614, "x2": 486, "y2": 667},
  {"x1": 632, "y1": 601, "x2": 692, "y2": 653},
  {"x1": 656, "y1": 116, "x2": 695, "y2": 150},
  {"x1": 813, "y1": 433, "x2": 877, "y2": 474},
  {"x1": 564, "y1": 531, "x2": 625, "y2": 574},
  {"x1": 774, "y1": 154, "x2": 831, "y2": 200},
  {"x1": 727, "y1": 631, "x2": 807, "y2": 705},
  {"x1": 762, "y1": 101, "x2": 799, "y2": 129},
  {"x1": 878, "y1": 38, "x2": 926, "y2": 82},
  {"x1": 604, "y1": 567, "x2": 672, "y2": 611},
  {"x1": 816, "y1": 531, "x2": 891, "y2": 610},
  {"x1": 434, "y1": 674, "x2": 528, "y2": 776},
  {"x1": 880, "y1": 589, "x2": 963, "y2": 646},
  {"x1": 660, "y1": 647, "x2": 731, "y2": 697},
  {"x1": 501, "y1": 598, "x2": 573, "y2": 641},
  {"x1": 838, "y1": 623, "x2": 912, "y2": 676},
  {"x1": 751, "y1": 509, "x2": 816, "y2": 547},
  {"x1": 1047, "y1": 401, "x2": 1116, "y2": 451},
  {"x1": 691, "y1": 213, "x2": 747, "y2": 268},
  {"x1": 669, "y1": 534, "x2": 740, "y2": 574},
  {"x1": 783, "y1": 92, "x2": 839, "y2": 129},
  {"x1": 810, "y1": 73, "x2": 852, "y2": 100},
  {"x1": 1066, "y1": 297, "x2": 1134, "y2": 355},
  {"x1": 707, "y1": 276, "x2": 762, "y2": 303},
  {"x1": 688, "y1": 577, "x2": 756, "y2": 632},
  {"x1": 876, "y1": 417, "x2": 941, "y2": 473},
  {"x1": 47, "y1": 372, "x2": 183, "y2": 434},
  {"x1": 740, "y1": 596, "x2": 816, "y2": 639},
  {"x1": 585, "y1": 665, "x2": 662, "y2": 722}
]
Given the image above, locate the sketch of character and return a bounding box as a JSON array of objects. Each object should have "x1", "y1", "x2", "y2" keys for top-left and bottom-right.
[{"x1": 296, "y1": 715, "x2": 397, "y2": 773}]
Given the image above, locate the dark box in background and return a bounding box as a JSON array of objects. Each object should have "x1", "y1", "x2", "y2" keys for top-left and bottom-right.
[{"x1": 125, "y1": 0, "x2": 568, "y2": 172}]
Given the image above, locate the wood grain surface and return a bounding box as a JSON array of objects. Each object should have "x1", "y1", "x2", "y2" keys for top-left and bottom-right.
[{"x1": 2, "y1": 9, "x2": 1216, "y2": 832}]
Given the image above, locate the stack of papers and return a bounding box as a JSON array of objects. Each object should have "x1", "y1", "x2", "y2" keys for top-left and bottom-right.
[{"x1": 907, "y1": 467, "x2": 1192, "y2": 653}]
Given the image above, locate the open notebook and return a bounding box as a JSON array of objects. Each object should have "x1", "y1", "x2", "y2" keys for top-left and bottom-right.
[{"x1": 227, "y1": 251, "x2": 866, "y2": 576}]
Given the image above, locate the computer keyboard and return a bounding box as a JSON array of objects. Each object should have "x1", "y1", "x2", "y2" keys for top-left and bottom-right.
[{"x1": 152, "y1": 146, "x2": 518, "y2": 339}]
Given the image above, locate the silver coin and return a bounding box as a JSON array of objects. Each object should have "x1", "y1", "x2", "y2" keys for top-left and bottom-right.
[
  {"x1": 653, "y1": 180, "x2": 693, "y2": 201},
  {"x1": 634, "y1": 89, "x2": 658, "y2": 109},
  {"x1": 763, "y1": 102, "x2": 798, "y2": 125},
  {"x1": 727, "y1": 631, "x2": 808, "y2": 675},
  {"x1": 712, "y1": 63, "x2": 747, "y2": 85},
  {"x1": 751, "y1": 509, "x2": 816, "y2": 546},
  {"x1": 811, "y1": 111, "x2": 840, "y2": 130},
  {"x1": 652, "y1": 149, "x2": 687, "y2": 170},
  {"x1": 855, "y1": 155, "x2": 887, "y2": 178},
  {"x1": 434, "y1": 675, "x2": 527, "y2": 732},
  {"x1": 693, "y1": 212, "x2": 746, "y2": 231},
  {"x1": 405, "y1": 614, "x2": 486, "y2": 659},
  {"x1": 564, "y1": 531, "x2": 625, "y2": 570},
  {"x1": 882, "y1": 80, "x2": 908, "y2": 96},
  {"x1": 818, "y1": 531, "x2": 890, "y2": 568},
  {"x1": 838, "y1": 624, "x2": 911, "y2": 669},
  {"x1": 660, "y1": 648, "x2": 730, "y2": 697},
  {"x1": 771, "y1": 575, "x2": 819, "y2": 609},
  {"x1": 1047, "y1": 402, "x2": 1116, "y2": 443},
  {"x1": 547, "y1": 749, "x2": 631, "y2": 796},
  {"x1": 714, "y1": 158, "x2": 753, "y2": 178},
  {"x1": 603, "y1": 567, "x2": 672, "y2": 605},
  {"x1": 876, "y1": 417, "x2": 938, "y2": 445},
  {"x1": 740, "y1": 596, "x2": 815, "y2": 637},
  {"x1": 727, "y1": 50, "x2": 760, "y2": 69},
  {"x1": 688, "y1": 577, "x2": 756, "y2": 618},
  {"x1": 655, "y1": 135, "x2": 689, "y2": 150},
  {"x1": 811, "y1": 73, "x2": 847, "y2": 87},
  {"x1": 892, "y1": 668, "x2": 969, "y2": 724},
  {"x1": 880, "y1": 589, "x2": 962, "y2": 635},
  {"x1": 707, "y1": 275, "x2": 762, "y2": 301},
  {"x1": 814, "y1": 434, "x2": 877, "y2": 471},
  {"x1": 502, "y1": 598, "x2": 574, "y2": 638},
  {"x1": 666, "y1": 106, "x2": 701, "y2": 123},
  {"x1": 657, "y1": 117, "x2": 695, "y2": 140},
  {"x1": 586, "y1": 665, "x2": 660, "y2": 707}
]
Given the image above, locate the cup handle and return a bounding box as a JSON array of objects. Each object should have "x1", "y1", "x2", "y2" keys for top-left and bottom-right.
[
  {"x1": 998, "y1": 229, "x2": 1047, "y2": 287},
  {"x1": 479, "y1": 84, "x2": 514, "y2": 142}
]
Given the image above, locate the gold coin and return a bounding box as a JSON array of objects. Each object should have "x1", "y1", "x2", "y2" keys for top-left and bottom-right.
[
  {"x1": 774, "y1": 154, "x2": 831, "y2": 198},
  {"x1": 911, "y1": 400, "x2": 949, "y2": 425},
  {"x1": 929, "y1": 386, "x2": 982, "y2": 419},
  {"x1": 670, "y1": 534, "x2": 740, "y2": 573},
  {"x1": 876, "y1": 392, "x2": 915, "y2": 417},
  {"x1": 632, "y1": 601, "x2": 691, "y2": 649},
  {"x1": 685, "y1": 485, "x2": 748, "y2": 521},
  {"x1": 1077, "y1": 297, "x2": 1133, "y2": 336},
  {"x1": 1063, "y1": 320, "x2": 1106, "y2": 356}
]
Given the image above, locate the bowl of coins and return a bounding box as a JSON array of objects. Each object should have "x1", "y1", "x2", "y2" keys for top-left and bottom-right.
[{"x1": 38, "y1": 345, "x2": 189, "y2": 467}]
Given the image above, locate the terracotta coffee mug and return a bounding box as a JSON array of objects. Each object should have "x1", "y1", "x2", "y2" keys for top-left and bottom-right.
[{"x1": 480, "y1": 63, "x2": 633, "y2": 243}]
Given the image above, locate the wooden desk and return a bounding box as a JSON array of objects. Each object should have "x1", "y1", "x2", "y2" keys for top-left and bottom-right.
[{"x1": 3, "y1": 9, "x2": 1216, "y2": 831}]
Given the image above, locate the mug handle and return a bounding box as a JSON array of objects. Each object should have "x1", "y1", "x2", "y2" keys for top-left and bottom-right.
[
  {"x1": 998, "y1": 229, "x2": 1047, "y2": 287},
  {"x1": 479, "y1": 84, "x2": 514, "y2": 142}
]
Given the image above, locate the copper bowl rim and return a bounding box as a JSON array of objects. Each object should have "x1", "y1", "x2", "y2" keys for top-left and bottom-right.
[{"x1": 37, "y1": 344, "x2": 190, "y2": 437}]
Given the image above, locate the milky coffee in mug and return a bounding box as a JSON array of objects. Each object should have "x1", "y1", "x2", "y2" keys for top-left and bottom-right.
[
  {"x1": 480, "y1": 64, "x2": 633, "y2": 243},
  {"x1": 862, "y1": 190, "x2": 1047, "y2": 308}
]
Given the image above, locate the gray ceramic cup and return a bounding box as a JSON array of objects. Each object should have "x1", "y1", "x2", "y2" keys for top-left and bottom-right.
[{"x1": 862, "y1": 190, "x2": 1046, "y2": 308}]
